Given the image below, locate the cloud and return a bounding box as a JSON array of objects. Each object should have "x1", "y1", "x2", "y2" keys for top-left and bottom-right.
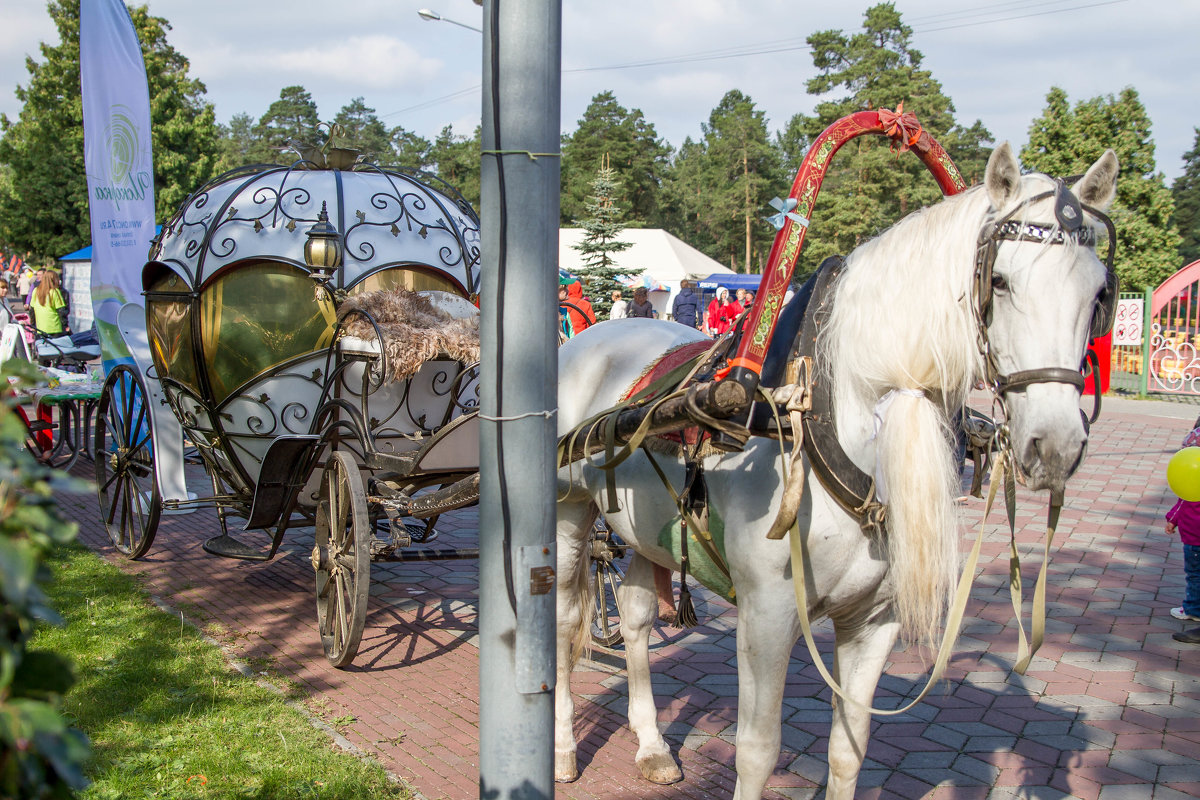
[{"x1": 192, "y1": 35, "x2": 442, "y2": 90}]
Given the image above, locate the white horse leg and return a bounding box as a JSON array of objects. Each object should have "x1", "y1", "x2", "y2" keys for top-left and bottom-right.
[
  {"x1": 730, "y1": 591, "x2": 798, "y2": 799},
  {"x1": 825, "y1": 614, "x2": 901, "y2": 800},
  {"x1": 554, "y1": 500, "x2": 597, "y2": 783},
  {"x1": 620, "y1": 553, "x2": 682, "y2": 784}
]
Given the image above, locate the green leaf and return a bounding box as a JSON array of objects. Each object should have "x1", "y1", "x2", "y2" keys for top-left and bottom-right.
[{"x1": 12, "y1": 650, "x2": 76, "y2": 700}]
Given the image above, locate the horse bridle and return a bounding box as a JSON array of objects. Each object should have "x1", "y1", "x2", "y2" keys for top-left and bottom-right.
[{"x1": 973, "y1": 178, "x2": 1118, "y2": 422}]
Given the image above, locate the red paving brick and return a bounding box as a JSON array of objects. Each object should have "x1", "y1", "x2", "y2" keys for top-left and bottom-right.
[{"x1": 55, "y1": 396, "x2": 1200, "y2": 798}]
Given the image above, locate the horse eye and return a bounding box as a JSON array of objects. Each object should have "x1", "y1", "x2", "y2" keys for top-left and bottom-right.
[{"x1": 991, "y1": 274, "x2": 1009, "y2": 293}]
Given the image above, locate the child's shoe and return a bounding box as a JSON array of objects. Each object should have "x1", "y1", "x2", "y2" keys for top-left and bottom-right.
[{"x1": 1170, "y1": 607, "x2": 1200, "y2": 621}]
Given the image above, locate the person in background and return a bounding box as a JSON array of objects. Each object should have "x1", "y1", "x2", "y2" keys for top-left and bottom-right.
[
  {"x1": 0, "y1": 281, "x2": 12, "y2": 325},
  {"x1": 743, "y1": 289, "x2": 756, "y2": 309},
  {"x1": 1167, "y1": 423, "x2": 1200, "y2": 645},
  {"x1": 706, "y1": 287, "x2": 741, "y2": 336},
  {"x1": 16, "y1": 268, "x2": 33, "y2": 302},
  {"x1": 29, "y1": 269, "x2": 69, "y2": 336},
  {"x1": 628, "y1": 286, "x2": 655, "y2": 318},
  {"x1": 705, "y1": 287, "x2": 727, "y2": 335},
  {"x1": 609, "y1": 289, "x2": 629, "y2": 320},
  {"x1": 670, "y1": 279, "x2": 701, "y2": 329},
  {"x1": 735, "y1": 288, "x2": 747, "y2": 308},
  {"x1": 23, "y1": 267, "x2": 45, "y2": 307},
  {"x1": 557, "y1": 286, "x2": 574, "y2": 341},
  {"x1": 563, "y1": 280, "x2": 595, "y2": 335}
]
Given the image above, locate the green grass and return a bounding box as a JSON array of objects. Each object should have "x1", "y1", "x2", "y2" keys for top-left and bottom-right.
[{"x1": 32, "y1": 543, "x2": 410, "y2": 800}]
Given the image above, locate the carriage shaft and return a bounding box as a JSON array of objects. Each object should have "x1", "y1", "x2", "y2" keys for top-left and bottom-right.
[
  {"x1": 558, "y1": 377, "x2": 750, "y2": 467},
  {"x1": 372, "y1": 546, "x2": 480, "y2": 563}
]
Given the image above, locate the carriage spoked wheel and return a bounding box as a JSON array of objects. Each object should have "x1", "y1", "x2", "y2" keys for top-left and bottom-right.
[
  {"x1": 312, "y1": 451, "x2": 371, "y2": 668},
  {"x1": 93, "y1": 364, "x2": 161, "y2": 559},
  {"x1": 590, "y1": 518, "x2": 627, "y2": 648}
]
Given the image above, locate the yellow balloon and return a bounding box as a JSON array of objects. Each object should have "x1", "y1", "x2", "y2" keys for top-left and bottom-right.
[{"x1": 1168, "y1": 447, "x2": 1200, "y2": 501}]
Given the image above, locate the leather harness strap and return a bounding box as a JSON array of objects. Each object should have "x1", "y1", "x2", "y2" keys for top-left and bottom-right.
[{"x1": 794, "y1": 256, "x2": 883, "y2": 527}]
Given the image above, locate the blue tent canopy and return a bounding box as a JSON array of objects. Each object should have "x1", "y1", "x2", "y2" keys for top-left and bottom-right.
[
  {"x1": 59, "y1": 245, "x2": 92, "y2": 261},
  {"x1": 698, "y1": 273, "x2": 765, "y2": 292}
]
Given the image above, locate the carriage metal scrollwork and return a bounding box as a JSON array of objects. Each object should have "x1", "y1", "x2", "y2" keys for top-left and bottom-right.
[{"x1": 93, "y1": 149, "x2": 511, "y2": 666}]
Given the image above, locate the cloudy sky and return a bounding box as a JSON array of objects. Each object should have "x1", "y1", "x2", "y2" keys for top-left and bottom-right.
[{"x1": 3, "y1": 0, "x2": 1198, "y2": 180}]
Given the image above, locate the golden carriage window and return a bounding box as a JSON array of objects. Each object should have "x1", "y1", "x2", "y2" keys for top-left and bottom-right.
[
  {"x1": 199, "y1": 261, "x2": 337, "y2": 403},
  {"x1": 146, "y1": 270, "x2": 199, "y2": 392},
  {"x1": 349, "y1": 266, "x2": 464, "y2": 297}
]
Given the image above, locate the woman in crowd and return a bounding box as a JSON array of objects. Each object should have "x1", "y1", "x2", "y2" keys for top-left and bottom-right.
[
  {"x1": 628, "y1": 286, "x2": 656, "y2": 318},
  {"x1": 706, "y1": 287, "x2": 740, "y2": 336},
  {"x1": 29, "y1": 269, "x2": 69, "y2": 336}
]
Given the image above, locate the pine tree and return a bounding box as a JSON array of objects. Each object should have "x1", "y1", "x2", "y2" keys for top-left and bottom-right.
[
  {"x1": 662, "y1": 90, "x2": 781, "y2": 273},
  {"x1": 1172, "y1": 128, "x2": 1200, "y2": 266},
  {"x1": 255, "y1": 85, "x2": 321, "y2": 162},
  {"x1": 332, "y1": 97, "x2": 394, "y2": 163},
  {"x1": 782, "y1": 3, "x2": 993, "y2": 272},
  {"x1": 560, "y1": 91, "x2": 672, "y2": 227},
  {"x1": 1022, "y1": 87, "x2": 1181, "y2": 290},
  {"x1": 427, "y1": 124, "x2": 480, "y2": 209},
  {"x1": 572, "y1": 155, "x2": 636, "y2": 319}
]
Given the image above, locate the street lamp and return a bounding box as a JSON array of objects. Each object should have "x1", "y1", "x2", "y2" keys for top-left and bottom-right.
[{"x1": 416, "y1": 8, "x2": 482, "y2": 33}]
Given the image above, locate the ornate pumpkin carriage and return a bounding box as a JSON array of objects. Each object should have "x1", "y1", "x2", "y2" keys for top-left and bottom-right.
[{"x1": 94, "y1": 148, "x2": 496, "y2": 666}]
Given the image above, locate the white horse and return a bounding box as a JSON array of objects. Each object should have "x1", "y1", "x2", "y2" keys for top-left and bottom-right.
[{"x1": 553, "y1": 143, "x2": 1119, "y2": 799}]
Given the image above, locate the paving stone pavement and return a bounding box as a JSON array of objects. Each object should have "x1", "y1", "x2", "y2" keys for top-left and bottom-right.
[{"x1": 57, "y1": 395, "x2": 1199, "y2": 799}]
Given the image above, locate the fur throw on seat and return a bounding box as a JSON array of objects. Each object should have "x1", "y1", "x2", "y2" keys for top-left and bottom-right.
[{"x1": 339, "y1": 288, "x2": 480, "y2": 382}]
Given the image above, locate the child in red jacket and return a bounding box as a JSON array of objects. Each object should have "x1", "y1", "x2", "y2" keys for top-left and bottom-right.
[{"x1": 1166, "y1": 425, "x2": 1200, "y2": 622}]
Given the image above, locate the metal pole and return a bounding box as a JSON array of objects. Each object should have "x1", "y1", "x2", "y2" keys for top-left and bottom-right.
[{"x1": 478, "y1": 0, "x2": 561, "y2": 797}]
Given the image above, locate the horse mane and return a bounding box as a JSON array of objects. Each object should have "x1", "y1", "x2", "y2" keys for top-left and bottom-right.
[{"x1": 818, "y1": 184, "x2": 998, "y2": 646}]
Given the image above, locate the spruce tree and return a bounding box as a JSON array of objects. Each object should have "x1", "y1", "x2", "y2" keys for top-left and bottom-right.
[
  {"x1": 572, "y1": 155, "x2": 636, "y2": 319},
  {"x1": 1172, "y1": 128, "x2": 1200, "y2": 266}
]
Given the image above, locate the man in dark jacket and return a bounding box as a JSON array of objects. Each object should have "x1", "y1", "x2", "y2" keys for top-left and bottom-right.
[{"x1": 671, "y1": 279, "x2": 700, "y2": 329}]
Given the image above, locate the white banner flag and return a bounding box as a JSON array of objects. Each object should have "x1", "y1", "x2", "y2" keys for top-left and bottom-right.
[
  {"x1": 81, "y1": 0, "x2": 155, "y2": 365},
  {"x1": 80, "y1": 1, "x2": 192, "y2": 506}
]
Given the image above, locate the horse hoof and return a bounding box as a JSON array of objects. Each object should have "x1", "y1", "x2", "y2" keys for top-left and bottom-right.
[
  {"x1": 637, "y1": 752, "x2": 682, "y2": 785},
  {"x1": 554, "y1": 751, "x2": 578, "y2": 783}
]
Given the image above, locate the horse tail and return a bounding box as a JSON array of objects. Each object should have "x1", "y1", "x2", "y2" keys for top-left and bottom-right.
[
  {"x1": 564, "y1": 521, "x2": 598, "y2": 667},
  {"x1": 874, "y1": 390, "x2": 959, "y2": 648}
]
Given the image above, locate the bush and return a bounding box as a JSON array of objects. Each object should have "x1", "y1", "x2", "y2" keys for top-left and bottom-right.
[{"x1": 0, "y1": 361, "x2": 90, "y2": 798}]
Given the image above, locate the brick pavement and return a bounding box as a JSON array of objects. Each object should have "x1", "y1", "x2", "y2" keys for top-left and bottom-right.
[{"x1": 57, "y1": 395, "x2": 1199, "y2": 799}]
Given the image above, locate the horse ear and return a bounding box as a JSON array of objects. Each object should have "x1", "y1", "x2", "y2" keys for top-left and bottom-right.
[
  {"x1": 985, "y1": 142, "x2": 1022, "y2": 210},
  {"x1": 1076, "y1": 149, "x2": 1119, "y2": 211}
]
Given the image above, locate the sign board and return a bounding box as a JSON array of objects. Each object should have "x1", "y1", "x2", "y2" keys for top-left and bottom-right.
[{"x1": 1113, "y1": 297, "x2": 1144, "y2": 347}]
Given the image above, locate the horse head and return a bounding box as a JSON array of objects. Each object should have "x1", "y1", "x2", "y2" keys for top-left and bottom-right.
[{"x1": 980, "y1": 143, "x2": 1118, "y2": 493}]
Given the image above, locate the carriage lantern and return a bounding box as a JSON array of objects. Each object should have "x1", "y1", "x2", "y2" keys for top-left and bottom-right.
[{"x1": 304, "y1": 201, "x2": 343, "y2": 286}]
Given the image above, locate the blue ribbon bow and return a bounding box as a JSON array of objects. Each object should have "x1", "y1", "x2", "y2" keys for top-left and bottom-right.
[{"x1": 765, "y1": 197, "x2": 809, "y2": 230}]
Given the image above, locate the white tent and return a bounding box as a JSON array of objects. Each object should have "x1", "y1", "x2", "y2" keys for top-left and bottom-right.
[{"x1": 559, "y1": 228, "x2": 734, "y2": 319}]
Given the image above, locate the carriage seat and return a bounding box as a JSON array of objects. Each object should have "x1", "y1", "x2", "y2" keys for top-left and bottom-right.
[{"x1": 337, "y1": 288, "x2": 480, "y2": 382}]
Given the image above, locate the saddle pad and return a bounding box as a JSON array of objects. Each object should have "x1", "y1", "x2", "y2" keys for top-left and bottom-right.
[
  {"x1": 620, "y1": 340, "x2": 713, "y2": 448},
  {"x1": 620, "y1": 340, "x2": 713, "y2": 403}
]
